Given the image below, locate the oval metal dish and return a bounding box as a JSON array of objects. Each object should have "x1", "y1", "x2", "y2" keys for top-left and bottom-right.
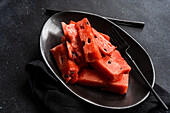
[{"x1": 40, "y1": 11, "x2": 155, "y2": 109}]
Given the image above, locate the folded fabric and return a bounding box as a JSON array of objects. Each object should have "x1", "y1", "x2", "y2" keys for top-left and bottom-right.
[{"x1": 26, "y1": 60, "x2": 170, "y2": 113}]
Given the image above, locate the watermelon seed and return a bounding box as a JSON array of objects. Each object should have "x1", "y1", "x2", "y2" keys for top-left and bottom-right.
[
  {"x1": 75, "y1": 52, "x2": 78, "y2": 56},
  {"x1": 120, "y1": 67, "x2": 123, "y2": 70},
  {"x1": 83, "y1": 41, "x2": 85, "y2": 46},
  {"x1": 80, "y1": 26, "x2": 84, "y2": 29},
  {"x1": 74, "y1": 59, "x2": 77, "y2": 62},
  {"x1": 108, "y1": 60, "x2": 111, "y2": 64},
  {"x1": 72, "y1": 52, "x2": 78, "y2": 56},
  {"x1": 104, "y1": 48, "x2": 107, "y2": 51},
  {"x1": 87, "y1": 22, "x2": 89, "y2": 25},
  {"x1": 70, "y1": 71, "x2": 75, "y2": 74},
  {"x1": 94, "y1": 36, "x2": 97, "y2": 38},
  {"x1": 88, "y1": 38, "x2": 91, "y2": 43},
  {"x1": 101, "y1": 53, "x2": 105, "y2": 57}
]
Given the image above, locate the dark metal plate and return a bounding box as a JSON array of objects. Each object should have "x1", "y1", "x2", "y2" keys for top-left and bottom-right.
[{"x1": 40, "y1": 11, "x2": 155, "y2": 109}]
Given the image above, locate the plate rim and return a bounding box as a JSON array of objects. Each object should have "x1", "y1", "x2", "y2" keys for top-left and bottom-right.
[{"x1": 40, "y1": 10, "x2": 155, "y2": 109}]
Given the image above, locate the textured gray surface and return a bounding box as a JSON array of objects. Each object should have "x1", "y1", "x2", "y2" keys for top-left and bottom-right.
[{"x1": 0, "y1": 0, "x2": 169, "y2": 112}]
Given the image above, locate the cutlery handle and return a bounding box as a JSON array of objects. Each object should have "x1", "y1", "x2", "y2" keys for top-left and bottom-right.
[
  {"x1": 106, "y1": 17, "x2": 145, "y2": 28},
  {"x1": 45, "y1": 9, "x2": 145, "y2": 28},
  {"x1": 126, "y1": 53, "x2": 169, "y2": 110}
]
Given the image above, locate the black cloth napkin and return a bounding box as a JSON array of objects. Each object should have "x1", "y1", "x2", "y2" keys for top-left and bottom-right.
[{"x1": 26, "y1": 60, "x2": 170, "y2": 113}]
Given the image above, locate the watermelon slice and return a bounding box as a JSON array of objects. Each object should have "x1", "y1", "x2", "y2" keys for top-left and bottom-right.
[
  {"x1": 102, "y1": 74, "x2": 129, "y2": 95},
  {"x1": 51, "y1": 43, "x2": 79, "y2": 84},
  {"x1": 66, "y1": 41, "x2": 85, "y2": 68},
  {"x1": 92, "y1": 28, "x2": 116, "y2": 55},
  {"x1": 110, "y1": 50, "x2": 131, "y2": 74},
  {"x1": 90, "y1": 49, "x2": 131, "y2": 81},
  {"x1": 76, "y1": 18, "x2": 102, "y2": 62},
  {"x1": 78, "y1": 69, "x2": 129, "y2": 95},
  {"x1": 61, "y1": 21, "x2": 85, "y2": 66},
  {"x1": 90, "y1": 55, "x2": 124, "y2": 81},
  {"x1": 77, "y1": 68, "x2": 104, "y2": 87},
  {"x1": 61, "y1": 21, "x2": 78, "y2": 48}
]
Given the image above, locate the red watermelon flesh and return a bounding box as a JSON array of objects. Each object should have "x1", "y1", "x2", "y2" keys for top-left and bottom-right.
[
  {"x1": 99, "y1": 32, "x2": 110, "y2": 41},
  {"x1": 77, "y1": 69, "x2": 104, "y2": 87},
  {"x1": 78, "y1": 69, "x2": 129, "y2": 95},
  {"x1": 51, "y1": 43, "x2": 79, "y2": 84},
  {"x1": 61, "y1": 22, "x2": 85, "y2": 66},
  {"x1": 76, "y1": 18, "x2": 102, "y2": 62},
  {"x1": 66, "y1": 41, "x2": 85, "y2": 68},
  {"x1": 90, "y1": 55, "x2": 124, "y2": 81},
  {"x1": 66, "y1": 41, "x2": 74, "y2": 60},
  {"x1": 61, "y1": 22, "x2": 78, "y2": 47},
  {"x1": 92, "y1": 28, "x2": 116, "y2": 55},
  {"x1": 69, "y1": 20, "x2": 76, "y2": 24},
  {"x1": 102, "y1": 74, "x2": 129, "y2": 95},
  {"x1": 110, "y1": 50, "x2": 131, "y2": 74}
]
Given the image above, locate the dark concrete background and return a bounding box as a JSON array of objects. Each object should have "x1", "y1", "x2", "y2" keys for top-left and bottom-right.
[{"x1": 0, "y1": 0, "x2": 169, "y2": 112}]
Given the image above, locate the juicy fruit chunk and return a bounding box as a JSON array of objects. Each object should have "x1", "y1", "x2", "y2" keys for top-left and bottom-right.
[
  {"x1": 62, "y1": 21, "x2": 85, "y2": 66},
  {"x1": 78, "y1": 69, "x2": 129, "y2": 95},
  {"x1": 103, "y1": 74, "x2": 129, "y2": 95},
  {"x1": 90, "y1": 50, "x2": 131, "y2": 81},
  {"x1": 51, "y1": 43, "x2": 79, "y2": 84},
  {"x1": 77, "y1": 68, "x2": 104, "y2": 87},
  {"x1": 90, "y1": 55, "x2": 124, "y2": 81},
  {"x1": 76, "y1": 18, "x2": 102, "y2": 62},
  {"x1": 92, "y1": 28, "x2": 116, "y2": 55},
  {"x1": 61, "y1": 22, "x2": 78, "y2": 46},
  {"x1": 110, "y1": 50, "x2": 131, "y2": 74}
]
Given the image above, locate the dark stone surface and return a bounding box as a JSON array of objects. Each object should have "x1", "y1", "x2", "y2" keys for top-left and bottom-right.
[{"x1": 0, "y1": 0, "x2": 169, "y2": 112}]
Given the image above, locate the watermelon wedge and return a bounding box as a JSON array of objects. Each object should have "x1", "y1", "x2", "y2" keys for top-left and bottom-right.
[
  {"x1": 78, "y1": 69, "x2": 129, "y2": 95},
  {"x1": 90, "y1": 55, "x2": 124, "y2": 81},
  {"x1": 61, "y1": 22, "x2": 78, "y2": 47},
  {"x1": 51, "y1": 43, "x2": 79, "y2": 84},
  {"x1": 77, "y1": 68, "x2": 104, "y2": 87},
  {"x1": 102, "y1": 74, "x2": 129, "y2": 95},
  {"x1": 66, "y1": 41, "x2": 85, "y2": 68},
  {"x1": 61, "y1": 21, "x2": 85, "y2": 66},
  {"x1": 110, "y1": 50, "x2": 131, "y2": 74},
  {"x1": 92, "y1": 28, "x2": 116, "y2": 55},
  {"x1": 76, "y1": 18, "x2": 102, "y2": 62},
  {"x1": 90, "y1": 49, "x2": 131, "y2": 81}
]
